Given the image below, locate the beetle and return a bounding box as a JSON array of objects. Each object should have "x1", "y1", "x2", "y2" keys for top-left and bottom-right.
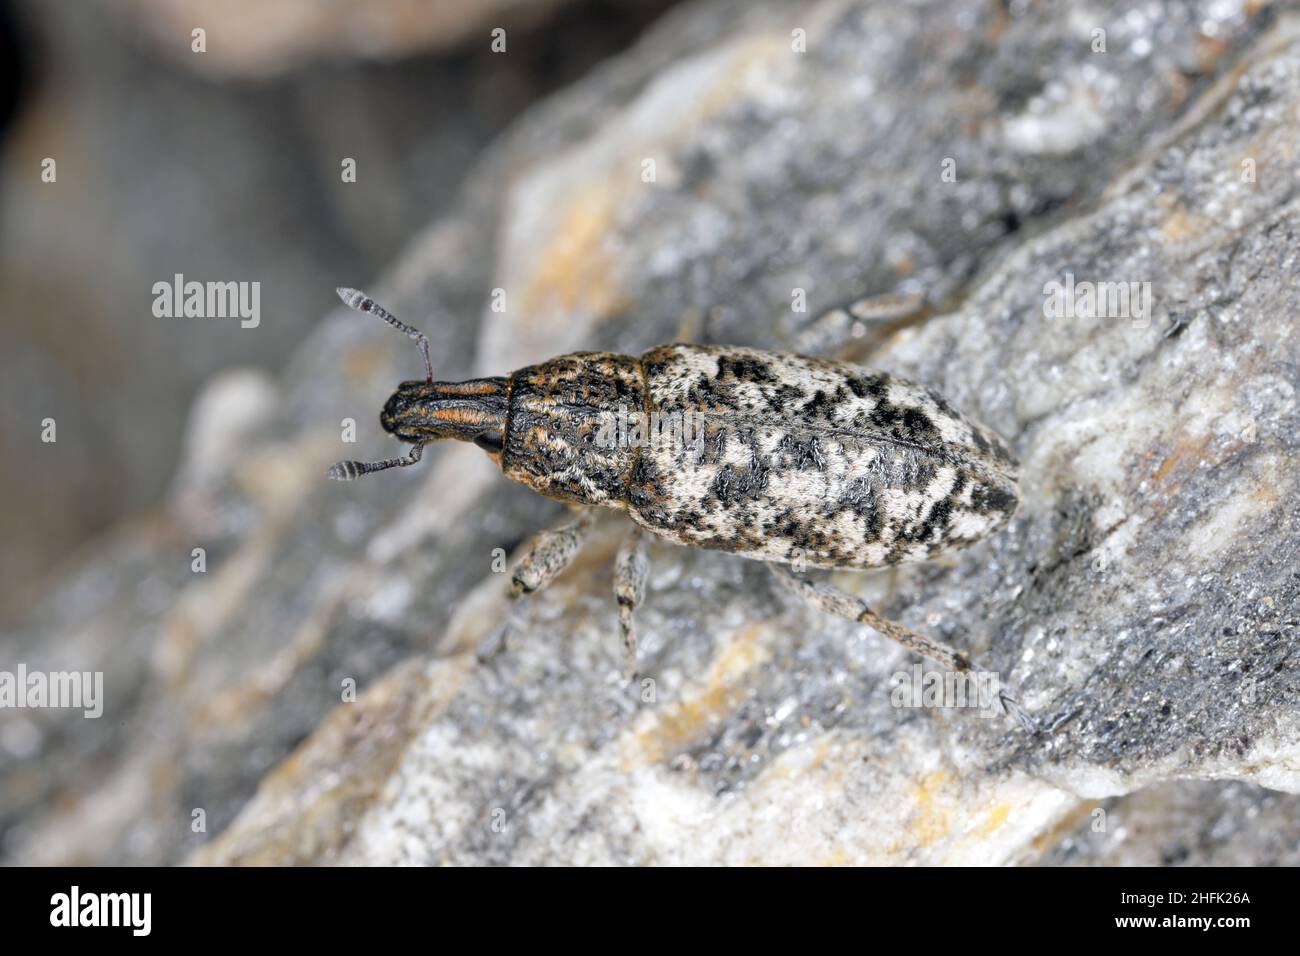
[{"x1": 328, "y1": 288, "x2": 1029, "y2": 724}]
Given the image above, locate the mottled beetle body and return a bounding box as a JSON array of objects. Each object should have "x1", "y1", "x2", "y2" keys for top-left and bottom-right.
[
  {"x1": 638, "y1": 345, "x2": 1017, "y2": 568},
  {"x1": 330, "y1": 289, "x2": 1030, "y2": 727},
  {"x1": 458, "y1": 345, "x2": 1019, "y2": 569}
]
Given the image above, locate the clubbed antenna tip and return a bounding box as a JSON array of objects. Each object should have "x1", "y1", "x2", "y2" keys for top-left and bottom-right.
[
  {"x1": 328, "y1": 460, "x2": 361, "y2": 481},
  {"x1": 335, "y1": 286, "x2": 434, "y2": 383}
]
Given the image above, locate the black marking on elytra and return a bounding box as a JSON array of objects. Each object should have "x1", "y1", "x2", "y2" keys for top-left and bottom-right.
[
  {"x1": 971, "y1": 481, "x2": 1018, "y2": 516},
  {"x1": 867, "y1": 393, "x2": 942, "y2": 447},
  {"x1": 847, "y1": 374, "x2": 890, "y2": 400},
  {"x1": 708, "y1": 449, "x2": 771, "y2": 509},
  {"x1": 799, "y1": 388, "x2": 837, "y2": 418},
  {"x1": 910, "y1": 496, "x2": 954, "y2": 548},
  {"x1": 777, "y1": 432, "x2": 826, "y2": 471},
  {"x1": 716, "y1": 354, "x2": 780, "y2": 384}
]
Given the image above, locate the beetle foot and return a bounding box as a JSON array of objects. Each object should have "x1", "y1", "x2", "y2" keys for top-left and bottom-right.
[
  {"x1": 998, "y1": 690, "x2": 1039, "y2": 734},
  {"x1": 475, "y1": 617, "x2": 513, "y2": 666}
]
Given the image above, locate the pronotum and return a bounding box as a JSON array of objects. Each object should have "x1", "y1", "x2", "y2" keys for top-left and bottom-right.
[{"x1": 328, "y1": 288, "x2": 1031, "y2": 726}]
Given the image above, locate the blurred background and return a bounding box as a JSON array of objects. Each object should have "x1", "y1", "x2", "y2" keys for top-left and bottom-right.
[{"x1": 0, "y1": 0, "x2": 677, "y2": 625}]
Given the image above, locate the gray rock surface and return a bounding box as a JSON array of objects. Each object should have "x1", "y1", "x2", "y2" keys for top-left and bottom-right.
[
  {"x1": 3, "y1": 0, "x2": 1298, "y2": 865},
  {"x1": 1039, "y1": 780, "x2": 1300, "y2": 866}
]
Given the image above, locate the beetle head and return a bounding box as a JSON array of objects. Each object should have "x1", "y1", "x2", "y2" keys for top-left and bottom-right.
[
  {"x1": 381, "y1": 378, "x2": 508, "y2": 457},
  {"x1": 329, "y1": 288, "x2": 510, "y2": 480}
]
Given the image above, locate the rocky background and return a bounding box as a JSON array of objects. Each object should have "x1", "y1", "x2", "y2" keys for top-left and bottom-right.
[{"x1": 2, "y1": 0, "x2": 1299, "y2": 865}]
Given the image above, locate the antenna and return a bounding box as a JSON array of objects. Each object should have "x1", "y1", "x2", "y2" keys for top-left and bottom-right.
[
  {"x1": 328, "y1": 442, "x2": 423, "y2": 481},
  {"x1": 336, "y1": 287, "x2": 433, "y2": 384}
]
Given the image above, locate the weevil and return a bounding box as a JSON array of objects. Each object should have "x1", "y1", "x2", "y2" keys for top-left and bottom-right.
[{"x1": 329, "y1": 288, "x2": 1031, "y2": 725}]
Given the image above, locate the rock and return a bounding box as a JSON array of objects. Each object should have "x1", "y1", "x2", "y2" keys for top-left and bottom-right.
[
  {"x1": 3, "y1": 0, "x2": 1297, "y2": 866},
  {"x1": 170, "y1": 369, "x2": 279, "y2": 495},
  {"x1": 1038, "y1": 780, "x2": 1300, "y2": 866}
]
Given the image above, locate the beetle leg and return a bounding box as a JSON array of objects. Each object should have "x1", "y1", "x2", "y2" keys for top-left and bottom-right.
[
  {"x1": 613, "y1": 524, "x2": 649, "y2": 681},
  {"x1": 480, "y1": 510, "x2": 595, "y2": 667},
  {"x1": 476, "y1": 598, "x2": 526, "y2": 665},
  {"x1": 769, "y1": 564, "x2": 972, "y2": 669},
  {"x1": 767, "y1": 564, "x2": 1037, "y2": 731},
  {"x1": 791, "y1": 290, "x2": 925, "y2": 355},
  {"x1": 509, "y1": 509, "x2": 595, "y2": 599}
]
